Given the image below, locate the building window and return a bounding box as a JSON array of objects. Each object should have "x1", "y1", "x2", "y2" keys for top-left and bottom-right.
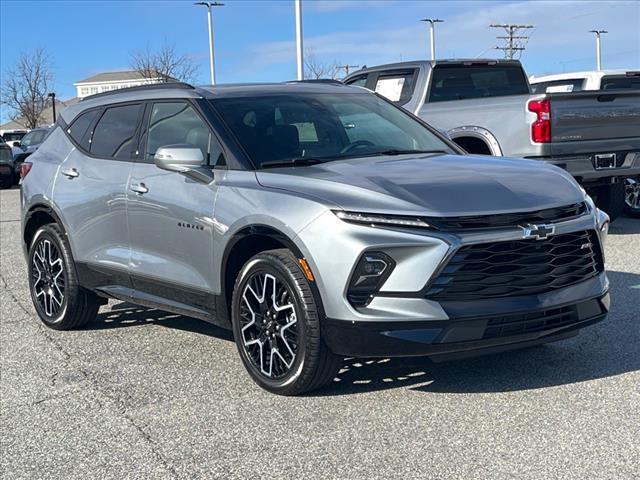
[
  {"x1": 80, "y1": 87, "x2": 89, "y2": 96},
  {"x1": 90, "y1": 87, "x2": 98, "y2": 94}
]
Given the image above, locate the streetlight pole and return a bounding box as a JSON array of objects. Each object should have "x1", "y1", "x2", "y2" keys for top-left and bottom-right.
[
  {"x1": 194, "y1": 2, "x2": 224, "y2": 85},
  {"x1": 421, "y1": 18, "x2": 444, "y2": 60},
  {"x1": 295, "y1": 0, "x2": 304, "y2": 80},
  {"x1": 47, "y1": 92, "x2": 56, "y2": 124},
  {"x1": 589, "y1": 29, "x2": 607, "y2": 71}
]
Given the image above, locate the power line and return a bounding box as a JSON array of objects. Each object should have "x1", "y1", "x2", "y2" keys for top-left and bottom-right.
[
  {"x1": 490, "y1": 24, "x2": 534, "y2": 59},
  {"x1": 336, "y1": 64, "x2": 360, "y2": 76}
]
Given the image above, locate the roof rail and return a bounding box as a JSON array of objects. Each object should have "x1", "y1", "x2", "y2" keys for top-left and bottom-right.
[
  {"x1": 81, "y1": 81, "x2": 195, "y2": 101},
  {"x1": 285, "y1": 79, "x2": 345, "y2": 85}
]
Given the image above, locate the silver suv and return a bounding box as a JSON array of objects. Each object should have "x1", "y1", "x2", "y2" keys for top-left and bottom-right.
[{"x1": 21, "y1": 82, "x2": 611, "y2": 395}]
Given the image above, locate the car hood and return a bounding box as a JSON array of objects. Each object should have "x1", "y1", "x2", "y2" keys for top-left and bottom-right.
[{"x1": 256, "y1": 154, "x2": 584, "y2": 217}]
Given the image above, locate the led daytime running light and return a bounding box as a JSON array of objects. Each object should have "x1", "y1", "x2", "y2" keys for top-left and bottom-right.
[{"x1": 334, "y1": 211, "x2": 431, "y2": 228}]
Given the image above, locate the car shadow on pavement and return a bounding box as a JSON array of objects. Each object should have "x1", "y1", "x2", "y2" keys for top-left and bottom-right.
[
  {"x1": 86, "y1": 301, "x2": 234, "y2": 341},
  {"x1": 609, "y1": 216, "x2": 640, "y2": 235},
  {"x1": 83, "y1": 271, "x2": 638, "y2": 397},
  {"x1": 315, "y1": 270, "x2": 640, "y2": 397}
]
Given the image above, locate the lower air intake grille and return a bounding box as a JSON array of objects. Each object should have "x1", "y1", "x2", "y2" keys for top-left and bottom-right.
[
  {"x1": 482, "y1": 305, "x2": 579, "y2": 339},
  {"x1": 426, "y1": 230, "x2": 604, "y2": 301}
]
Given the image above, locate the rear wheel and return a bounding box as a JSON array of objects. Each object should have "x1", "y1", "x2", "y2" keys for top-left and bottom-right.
[
  {"x1": 593, "y1": 182, "x2": 625, "y2": 222},
  {"x1": 231, "y1": 249, "x2": 342, "y2": 395},
  {"x1": 624, "y1": 176, "x2": 640, "y2": 217},
  {"x1": 28, "y1": 224, "x2": 100, "y2": 330}
]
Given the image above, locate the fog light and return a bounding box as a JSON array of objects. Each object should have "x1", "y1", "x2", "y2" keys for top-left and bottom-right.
[{"x1": 347, "y1": 252, "x2": 395, "y2": 308}]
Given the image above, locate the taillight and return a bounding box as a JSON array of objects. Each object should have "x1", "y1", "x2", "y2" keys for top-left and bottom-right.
[
  {"x1": 19, "y1": 162, "x2": 33, "y2": 180},
  {"x1": 528, "y1": 98, "x2": 551, "y2": 143}
]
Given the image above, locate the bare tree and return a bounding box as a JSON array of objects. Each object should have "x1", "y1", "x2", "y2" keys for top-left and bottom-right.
[
  {"x1": 1, "y1": 48, "x2": 54, "y2": 129},
  {"x1": 130, "y1": 42, "x2": 198, "y2": 84},
  {"x1": 304, "y1": 50, "x2": 341, "y2": 80}
]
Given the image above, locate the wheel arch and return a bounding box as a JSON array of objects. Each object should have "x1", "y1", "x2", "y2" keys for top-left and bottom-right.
[
  {"x1": 23, "y1": 203, "x2": 70, "y2": 251},
  {"x1": 448, "y1": 126, "x2": 503, "y2": 156},
  {"x1": 219, "y1": 224, "x2": 321, "y2": 326}
]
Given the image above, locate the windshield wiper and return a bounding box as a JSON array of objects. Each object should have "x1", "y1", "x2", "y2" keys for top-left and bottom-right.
[
  {"x1": 377, "y1": 149, "x2": 450, "y2": 156},
  {"x1": 260, "y1": 157, "x2": 326, "y2": 169}
]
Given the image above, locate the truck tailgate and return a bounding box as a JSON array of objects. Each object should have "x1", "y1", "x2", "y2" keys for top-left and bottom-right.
[{"x1": 550, "y1": 90, "x2": 640, "y2": 143}]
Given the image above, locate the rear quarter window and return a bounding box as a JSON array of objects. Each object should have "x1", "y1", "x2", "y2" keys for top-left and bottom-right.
[{"x1": 69, "y1": 109, "x2": 100, "y2": 151}]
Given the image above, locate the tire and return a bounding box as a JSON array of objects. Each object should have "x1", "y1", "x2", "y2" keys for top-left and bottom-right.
[
  {"x1": 231, "y1": 248, "x2": 342, "y2": 395},
  {"x1": 28, "y1": 223, "x2": 100, "y2": 330},
  {"x1": 593, "y1": 182, "x2": 625, "y2": 222},
  {"x1": 624, "y1": 176, "x2": 640, "y2": 218}
]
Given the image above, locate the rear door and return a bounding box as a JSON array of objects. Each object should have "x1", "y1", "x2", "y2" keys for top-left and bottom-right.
[
  {"x1": 126, "y1": 100, "x2": 223, "y2": 312},
  {"x1": 54, "y1": 103, "x2": 142, "y2": 286}
]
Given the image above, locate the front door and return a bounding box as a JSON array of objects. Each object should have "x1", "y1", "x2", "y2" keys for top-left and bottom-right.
[{"x1": 126, "y1": 100, "x2": 223, "y2": 313}]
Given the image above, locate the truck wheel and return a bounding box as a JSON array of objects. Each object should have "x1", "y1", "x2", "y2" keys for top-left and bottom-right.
[
  {"x1": 231, "y1": 249, "x2": 342, "y2": 395},
  {"x1": 593, "y1": 182, "x2": 625, "y2": 222},
  {"x1": 624, "y1": 176, "x2": 640, "y2": 217},
  {"x1": 28, "y1": 224, "x2": 100, "y2": 330}
]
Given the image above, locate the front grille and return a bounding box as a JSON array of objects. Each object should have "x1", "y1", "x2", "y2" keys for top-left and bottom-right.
[
  {"x1": 482, "y1": 305, "x2": 579, "y2": 339},
  {"x1": 425, "y1": 202, "x2": 587, "y2": 230},
  {"x1": 426, "y1": 230, "x2": 604, "y2": 301}
]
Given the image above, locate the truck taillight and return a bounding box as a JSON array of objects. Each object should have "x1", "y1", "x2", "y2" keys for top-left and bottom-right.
[
  {"x1": 528, "y1": 99, "x2": 551, "y2": 143},
  {"x1": 19, "y1": 162, "x2": 33, "y2": 180}
]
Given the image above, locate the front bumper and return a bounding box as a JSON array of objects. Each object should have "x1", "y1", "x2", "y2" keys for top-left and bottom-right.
[{"x1": 322, "y1": 281, "x2": 609, "y2": 360}]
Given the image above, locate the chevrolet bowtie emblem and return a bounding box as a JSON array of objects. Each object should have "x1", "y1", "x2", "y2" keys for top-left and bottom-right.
[{"x1": 522, "y1": 224, "x2": 555, "y2": 240}]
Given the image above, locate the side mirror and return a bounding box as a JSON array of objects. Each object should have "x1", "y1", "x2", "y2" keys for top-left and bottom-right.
[{"x1": 154, "y1": 144, "x2": 204, "y2": 173}]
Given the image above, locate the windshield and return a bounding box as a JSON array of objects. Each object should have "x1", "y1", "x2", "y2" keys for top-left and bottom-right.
[
  {"x1": 21, "y1": 129, "x2": 48, "y2": 147},
  {"x1": 211, "y1": 92, "x2": 453, "y2": 168},
  {"x1": 2, "y1": 132, "x2": 26, "y2": 142}
]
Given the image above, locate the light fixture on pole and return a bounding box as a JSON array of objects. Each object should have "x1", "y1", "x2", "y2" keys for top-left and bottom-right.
[
  {"x1": 589, "y1": 29, "x2": 607, "y2": 71},
  {"x1": 295, "y1": 0, "x2": 304, "y2": 80},
  {"x1": 421, "y1": 18, "x2": 444, "y2": 61},
  {"x1": 194, "y1": 1, "x2": 224, "y2": 85},
  {"x1": 47, "y1": 92, "x2": 56, "y2": 123}
]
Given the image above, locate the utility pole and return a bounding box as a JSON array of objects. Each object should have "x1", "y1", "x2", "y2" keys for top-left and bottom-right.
[
  {"x1": 420, "y1": 18, "x2": 444, "y2": 60},
  {"x1": 589, "y1": 29, "x2": 607, "y2": 71},
  {"x1": 490, "y1": 24, "x2": 533, "y2": 59},
  {"x1": 295, "y1": 0, "x2": 304, "y2": 80},
  {"x1": 194, "y1": 2, "x2": 224, "y2": 85},
  {"x1": 336, "y1": 64, "x2": 360, "y2": 77},
  {"x1": 47, "y1": 92, "x2": 56, "y2": 124}
]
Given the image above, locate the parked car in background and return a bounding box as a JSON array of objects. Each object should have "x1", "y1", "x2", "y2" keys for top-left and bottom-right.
[
  {"x1": 21, "y1": 81, "x2": 610, "y2": 395},
  {"x1": 344, "y1": 60, "x2": 640, "y2": 220},
  {"x1": 530, "y1": 70, "x2": 640, "y2": 217},
  {"x1": 13, "y1": 127, "x2": 52, "y2": 163},
  {"x1": 0, "y1": 129, "x2": 29, "y2": 148},
  {"x1": 0, "y1": 140, "x2": 17, "y2": 188},
  {"x1": 529, "y1": 70, "x2": 640, "y2": 93}
]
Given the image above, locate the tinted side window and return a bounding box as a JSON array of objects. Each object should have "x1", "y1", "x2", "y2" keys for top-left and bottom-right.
[
  {"x1": 146, "y1": 102, "x2": 220, "y2": 165},
  {"x1": 601, "y1": 75, "x2": 640, "y2": 90},
  {"x1": 374, "y1": 71, "x2": 417, "y2": 104},
  {"x1": 428, "y1": 64, "x2": 530, "y2": 102},
  {"x1": 91, "y1": 104, "x2": 142, "y2": 159},
  {"x1": 345, "y1": 75, "x2": 368, "y2": 88},
  {"x1": 69, "y1": 109, "x2": 100, "y2": 150}
]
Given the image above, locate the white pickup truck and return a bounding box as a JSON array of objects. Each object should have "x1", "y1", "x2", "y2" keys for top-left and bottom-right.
[{"x1": 344, "y1": 59, "x2": 640, "y2": 220}]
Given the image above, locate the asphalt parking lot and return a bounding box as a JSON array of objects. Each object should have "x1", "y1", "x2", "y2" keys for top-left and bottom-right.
[{"x1": 1, "y1": 186, "x2": 639, "y2": 480}]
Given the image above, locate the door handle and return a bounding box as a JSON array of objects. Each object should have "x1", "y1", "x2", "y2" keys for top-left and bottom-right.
[
  {"x1": 61, "y1": 167, "x2": 79, "y2": 178},
  {"x1": 130, "y1": 183, "x2": 149, "y2": 195}
]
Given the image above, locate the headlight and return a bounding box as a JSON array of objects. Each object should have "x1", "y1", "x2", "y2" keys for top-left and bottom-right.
[
  {"x1": 347, "y1": 252, "x2": 395, "y2": 308},
  {"x1": 334, "y1": 210, "x2": 432, "y2": 229}
]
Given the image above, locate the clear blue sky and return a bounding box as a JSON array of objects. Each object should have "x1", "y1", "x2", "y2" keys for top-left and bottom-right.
[{"x1": 1, "y1": 0, "x2": 639, "y2": 110}]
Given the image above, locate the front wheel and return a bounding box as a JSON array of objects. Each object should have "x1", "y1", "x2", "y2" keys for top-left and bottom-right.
[
  {"x1": 231, "y1": 249, "x2": 342, "y2": 395},
  {"x1": 624, "y1": 176, "x2": 640, "y2": 217}
]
